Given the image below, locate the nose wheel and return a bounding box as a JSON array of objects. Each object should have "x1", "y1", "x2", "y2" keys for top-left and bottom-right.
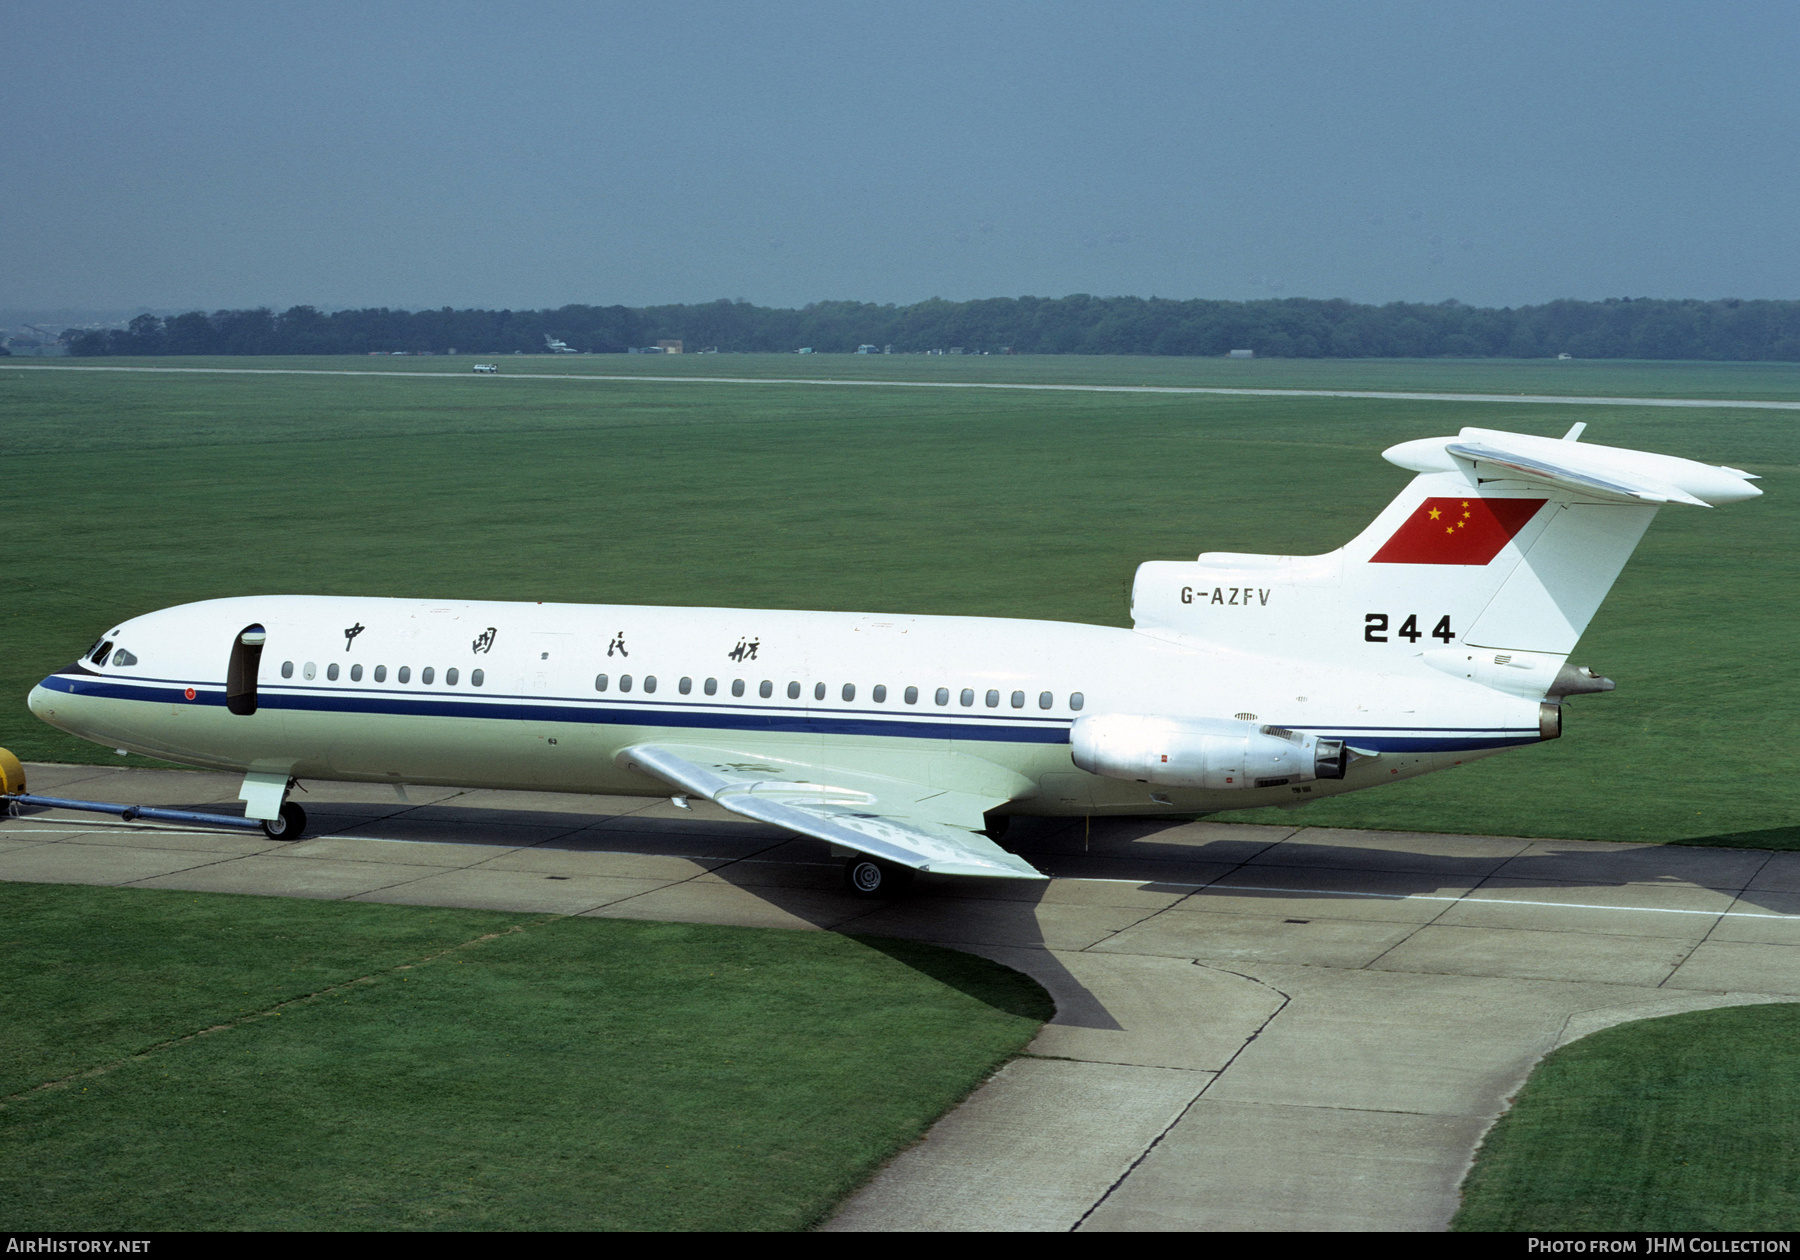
[
  {"x1": 260, "y1": 802, "x2": 307, "y2": 840},
  {"x1": 843, "y1": 855, "x2": 915, "y2": 898}
]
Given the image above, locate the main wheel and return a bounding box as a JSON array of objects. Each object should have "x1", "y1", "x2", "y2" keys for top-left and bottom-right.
[
  {"x1": 843, "y1": 856, "x2": 914, "y2": 897},
  {"x1": 261, "y1": 801, "x2": 306, "y2": 840}
]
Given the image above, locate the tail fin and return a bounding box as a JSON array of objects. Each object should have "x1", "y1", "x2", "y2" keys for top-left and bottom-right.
[{"x1": 1132, "y1": 426, "x2": 1758, "y2": 683}]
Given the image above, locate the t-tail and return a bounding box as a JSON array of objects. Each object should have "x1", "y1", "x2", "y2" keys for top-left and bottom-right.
[{"x1": 1131, "y1": 424, "x2": 1760, "y2": 704}]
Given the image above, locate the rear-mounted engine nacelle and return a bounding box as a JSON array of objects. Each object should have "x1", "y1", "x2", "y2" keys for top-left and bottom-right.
[{"x1": 1071, "y1": 714, "x2": 1346, "y2": 790}]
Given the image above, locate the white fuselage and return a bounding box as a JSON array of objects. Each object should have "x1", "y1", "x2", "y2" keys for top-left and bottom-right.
[{"x1": 30, "y1": 594, "x2": 1543, "y2": 816}]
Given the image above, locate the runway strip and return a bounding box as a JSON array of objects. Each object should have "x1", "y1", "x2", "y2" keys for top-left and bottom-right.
[
  {"x1": 7, "y1": 762, "x2": 1800, "y2": 1232},
  {"x1": 14, "y1": 362, "x2": 1800, "y2": 410}
]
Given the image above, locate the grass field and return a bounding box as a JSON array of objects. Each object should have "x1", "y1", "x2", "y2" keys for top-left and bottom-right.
[
  {"x1": 0, "y1": 881, "x2": 1050, "y2": 1230},
  {"x1": 1452, "y1": 1004, "x2": 1800, "y2": 1231},
  {"x1": 4, "y1": 354, "x2": 1797, "y2": 844}
]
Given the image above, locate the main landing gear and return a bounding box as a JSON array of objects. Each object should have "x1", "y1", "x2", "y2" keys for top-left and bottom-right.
[
  {"x1": 260, "y1": 801, "x2": 307, "y2": 840},
  {"x1": 842, "y1": 855, "x2": 916, "y2": 898}
]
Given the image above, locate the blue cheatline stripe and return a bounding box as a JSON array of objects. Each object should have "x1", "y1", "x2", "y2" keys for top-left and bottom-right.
[
  {"x1": 37, "y1": 673, "x2": 1076, "y2": 745},
  {"x1": 37, "y1": 672, "x2": 1539, "y2": 753}
]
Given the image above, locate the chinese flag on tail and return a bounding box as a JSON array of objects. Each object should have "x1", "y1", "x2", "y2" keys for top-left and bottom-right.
[{"x1": 1369, "y1": 497, "x2": 1546, "y2": 565}]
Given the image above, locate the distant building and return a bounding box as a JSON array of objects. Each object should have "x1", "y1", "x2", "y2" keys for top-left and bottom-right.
[
  {"x1": 883, "y1": 345, "x2": 894, "y2": 354},
  {"x1": 1228, "y1": 349, "x2": 1254, "y2": 358},
  {"x1": 657, "y1": 340, "x2": 683, "y2": 354},
  {"x1": 856, "y1": 344, "x2": 879, "y2": 354}
]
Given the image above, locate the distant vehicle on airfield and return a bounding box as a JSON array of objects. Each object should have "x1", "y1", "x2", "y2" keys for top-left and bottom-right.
[
  {"x1": 471, "y1": 363, "x2": 498, "y2": 374},
  {"x1": 16, "y1": 426, "x2": 1760, "y2": 896}
]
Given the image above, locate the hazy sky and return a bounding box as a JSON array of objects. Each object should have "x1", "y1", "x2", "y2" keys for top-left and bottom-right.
[{"x1": 5, "y1": 0, "x2": 1798, "y2": 313}]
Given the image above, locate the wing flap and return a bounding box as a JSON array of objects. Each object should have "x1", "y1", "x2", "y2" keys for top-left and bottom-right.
[{"x1": 617, "y1": 743, "x2": 1045, "y2": 880}]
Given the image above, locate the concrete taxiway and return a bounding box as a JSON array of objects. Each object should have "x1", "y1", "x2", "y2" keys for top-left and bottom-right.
[
  {"x1": 20, "y1": 362, "x2": 1800, "y2": 411},
  {"x1": 5, "y1": 761, "x2": 1797, "y2": 1232}
]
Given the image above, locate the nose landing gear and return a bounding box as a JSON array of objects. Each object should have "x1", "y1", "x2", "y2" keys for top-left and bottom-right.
[{"x1": 260, "y1": 801, "x2": 308, "y2": 840}]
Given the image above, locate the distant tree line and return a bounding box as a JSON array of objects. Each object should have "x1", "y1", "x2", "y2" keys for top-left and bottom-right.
[{"x1": 62, "y1": 295, "x2": 1800, "y2": 360}]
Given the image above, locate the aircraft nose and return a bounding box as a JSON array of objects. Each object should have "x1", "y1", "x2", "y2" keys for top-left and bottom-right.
[{"x1": 28, "y1": 680, "x2": 71, "y2": 732}]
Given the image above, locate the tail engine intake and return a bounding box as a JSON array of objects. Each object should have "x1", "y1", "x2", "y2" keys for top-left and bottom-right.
[{"x1": 1072, "y1": 714, "x2": 1346, "y2": 790}]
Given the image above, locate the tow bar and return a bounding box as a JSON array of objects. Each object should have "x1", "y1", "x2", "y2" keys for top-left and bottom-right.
[
  {"x1": 0, "y1": 746, "x2": 272, "y2": 834},
  {"x1": 2, "y1": 792, "x2": 266, "y2": 831}
]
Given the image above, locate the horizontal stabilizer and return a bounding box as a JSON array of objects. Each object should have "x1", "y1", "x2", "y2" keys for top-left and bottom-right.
[
  {"x1": 1444, "y1": 441, "x2": 1710, "y2": 506},
  {"x1": 1385, "y1": 427, "x2": 1761, "y2": 507}
]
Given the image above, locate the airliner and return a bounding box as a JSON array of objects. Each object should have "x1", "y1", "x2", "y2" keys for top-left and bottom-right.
[{"x1": 23, "y1": 425, "x2": 1759, "y2": 895}]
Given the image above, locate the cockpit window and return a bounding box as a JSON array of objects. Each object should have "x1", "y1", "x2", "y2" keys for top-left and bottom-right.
[
  {"x1": 111, "y1": 649, "x2": 139, "y2": 667},
  {"x1": 88, "y1": 639, "x2": 114, "y2": 665}
]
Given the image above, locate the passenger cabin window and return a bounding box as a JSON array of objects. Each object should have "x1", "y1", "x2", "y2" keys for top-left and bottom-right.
[
  {"x1": 788, "y1": 681, "x2": 801, "y2": 699},
  {"x1": 620, "y1": 675, "x2": 633, "y2": 692},
  {"x1": 985, "y1": 689, "x2": 999, "y2": 708},
  {"x1": 1070, "y1": 692, "x2": 1085, "y2": 711},
  {"x1": 679, "y1": 677, "x2": 692, "y2": 695},
  {"x1": 960, "y1": 689, "x2": 975, "y2": 707},
  {"x1": 398, "y1": 666, "x2": 411, "y2": 684},
  {"x1": 281, "y1": 661, "x2": 294, "y2": 679},
  {"x1": 813, "y1": 682, "x2": 826, "y2": 701},
  {"x1": 350, "y1": 664, "x2": 362, "y2": 681},
  {"x1": 705, "y1": 678, "x2": 718, "y2": 695},
  {"x1": 934, "y1": 688, "x2": 949, "y2": 706},
  {"x1": 303, "y1": 662, "x2": 317, "y2": 681},
  {"x1": 112, "y1": 649, "x2": 138, "y2": 667},
  {"x1": 326, "y1": 663, "x2": 339, "y2": 681},
  {"x1": 759, "y1": 681, "x2": 773, "y2": 698},
  {"x1": 842, "y1": 683, "x2": 855, "y2": 702},
  {"x1": 374, "y1": 665, "x2": 387, "y2": 682},
  {"x1": 596, "y1": 674, "x2": 608, "y2": 691},
  {"x1": 422, "y1": 667, "x2": 435, "y2": 684},
  {"x1": 1039, "y1": 691, "x2": 1052, "y2": 710},
  {"x1": 1011, "y1": 690, "x2": 1024, "y2": 708},
  {"x1": 873, "y1": 685, "x2": 887, "y2": 702},
  {"x1": 904, "y1": 686, "x2": 918, "y2": 705},
  {"x1": 732, "y1": 679, "x2": 745, "y2": 697},
  {"x1": 644, "y1": 676, "x2": 657, "y2": 694},
  {"x1": 446, "y1": 668, "x2": 459, "y2": 685},
  {"x1": 471, "y1": 669, "x2": 484, "y2": 687}
]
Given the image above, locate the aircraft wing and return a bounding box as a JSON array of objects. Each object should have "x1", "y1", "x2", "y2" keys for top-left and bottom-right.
[{"x1": 615, "y1": 743, "x2": 1046, "y2": 880}]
